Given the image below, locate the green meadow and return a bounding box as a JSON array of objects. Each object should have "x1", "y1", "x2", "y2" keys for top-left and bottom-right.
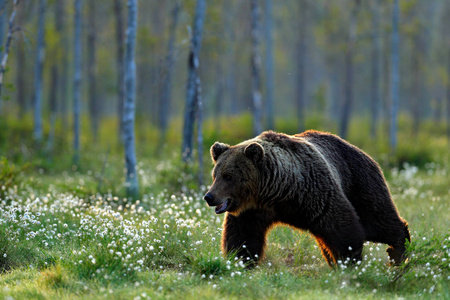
[{"x1": 0, "y1": 116, "x2": 449, "y2": 299}]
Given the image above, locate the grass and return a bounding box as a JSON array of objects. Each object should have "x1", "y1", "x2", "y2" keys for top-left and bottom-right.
[{"x1": 0, "y1": 115, "x2": 449, "y2": 299}]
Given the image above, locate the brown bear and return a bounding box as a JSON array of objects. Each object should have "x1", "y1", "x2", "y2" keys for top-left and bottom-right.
[{"x1": 204, "y1": 130, "x2": 410, "y2": 267}]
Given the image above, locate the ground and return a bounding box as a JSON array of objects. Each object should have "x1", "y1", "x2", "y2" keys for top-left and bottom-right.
[{"x1": 0, "y1": 156, "x2": 449, "y2": 299}]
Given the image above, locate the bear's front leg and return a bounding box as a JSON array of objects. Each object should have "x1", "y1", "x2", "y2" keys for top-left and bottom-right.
[{"x1": 222, "y1": 209, "x2": 275, "y2": 266}]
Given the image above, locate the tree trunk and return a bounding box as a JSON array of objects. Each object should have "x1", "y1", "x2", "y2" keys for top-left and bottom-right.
[
  {"x1": 33, "y1": 0, "x2": 46, "y2": 143},
  {"x1": 159, "y1": 1, "x2": 180, "y2": 147},
  {"x1": 326, "y1": 57, "x2": 342, "y2": 121},
  {"x1": 250, "y1": 0, "x2": 262, "y2": 136},
  {"x1": 411, "y1": 34, "x2": 424, "y2": 137},
  {"x1": 0, "y1": 0, "x2": 5, "y2": 114},
  {"x1": 196, "y1": 76, "x2": 204, "y2": 186},
  {"x1": 382, "y1": 28, "x2": 391, "y2": 128},
  {"x1": 73, "y1": 0, "x2": 82, "y2": 165},
  {"x1": 339, "y1": 0, "x2": 359, "y2": 140},
  {"x1": 214, "y1": 65, "x2": 224, "y2": 134},
  {"x1": 222, "y1": 1, "x2": 237, "y2": 116},
  {"x1": 114, "y1": 0, "x2": 125, "y2": 143},
  {"x1": 264, "y1": 0, "x2": 274, "y2": 130},
  {"x1": 88, "y1": 0, "x2": 99, "y2": 142},
  {"x1": 47, "y1": 65, "x2": 57, "y2": 151},
  {"x1": 0, "y1": 0, "x2": 4, "y2": 59},
  {"x1": 57, "y1": 0, "x2": 68, "y2": 133},
  {"x1": 370, "y1": 0, "x2": 381, "y2": 139},
  {"x1": 16, "y1": 2, "x2": 26, "y2": 118},
  {"x1": 447, "y1": 44, "x2": 450, "y2": 142},
  {"x1": 296, "y1": 1, "x2": 307, "y2": 133},
  {"x1": 390, "y1": 0, "x2": 400, "y2": 151},
  {"x1": 182, "y1": 0, "x2": 206, "y2": 162},
  {"x1": 47, "y1": 0, "x2": 64, "y2": 151},
  {"x1": 123, "y1": 0, "x2": 139, "y2": 197},
  {"x1": 0, "y1": 0, "x2": 18, "y2": 100}
]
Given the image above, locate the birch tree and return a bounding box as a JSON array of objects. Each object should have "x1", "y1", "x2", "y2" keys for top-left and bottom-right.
[
  {"x1": 339, "y1": 0, "x2": 359, "y2": 140},
  {"x1": 411, "y1": 32, "x2": 424, "y2": 137},
  {"x1": 47, "y1": 0, "x2": 64, "y2": 151},
  {"x1": 15, "y1": 2, "x2": 25, "y2": 118},
  {"x1": 182, "y1": 0, "x2": 206, "y2": 162},
  {"x1": 88, "y1": 0, "x2": 99, "y2": 141},
  {"x1": 58, "y1": 0, "x2": 69, "y2": 132},
  {"x1": 196, "y1": 73, "x2": 204, "y2": 186},
  {"x1": 0, "y1": 0, "x2": 5, "y2": 113},
  {"x1": 390, "y1": 0, "x2": 400, "y2": 151},
  {"x1": 250, "y1": 0, "x2": 262, "y2": 136},
  {"x1": 123, "y1": 0, "x2": 139, "y2": 196},
  {"x1": 0, "y1": 0, "x2": 4, "y2": 60},
  {"x1": 264, "y1": 0, "x2": 274, "y2": 130},
  {"x1": 447, "y1": 47, "x2": 450, "y2": 141},
  {"x1": 33, "y1": 0, "x2": 46, "y2": 143},
  {"x1": 296, "y1": 0, "x2": 307, "y2": 133},
  {"x1": 446, "y1": 4, "x2": 450, "y2": 141},
  {"x1": 159, "y1": 1, "x2": 180, "y2": 147},
  {"x1": 73, "y1": 0, "x2": 82, "y2": 164},
  {"x1": 0, "y1": 0, "x2": 18, "y2": 99},
  {"x1": 370, "y1": 0, "x2": 381, "y2": 139},
  {"x1": 223, "y1": 1, "x2": 238, "y2": 116},
  {"x1": 114, "y1": 0, "x2": 125, "y2": 142}
]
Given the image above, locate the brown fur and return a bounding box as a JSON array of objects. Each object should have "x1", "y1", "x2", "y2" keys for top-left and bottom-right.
[{"x1": 204, "y1": 130, "x2": 410, "y2": 267}]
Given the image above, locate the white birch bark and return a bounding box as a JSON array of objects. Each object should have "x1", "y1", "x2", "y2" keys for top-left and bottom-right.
[
  {"x1": 73, "y1": 0, "x2": 82, "y2": 164},
  {"x1": 370, "y1": 0, "x2": 381, "y2": 139},
  {"x1": 182, "y1": 0, "x2": 206, "y2": 162},
  {"x1": 0, "y1": 0, "x2": 18, "y2": 98},
  {"x1": 123, "y1": 0, "x2": 139, "y2": 196},
  {"x1": 390, "y1": 0, "x2": 400, "y2": 151},
  {"x1": 264, "y1": 0, "x2": 274, "y2": 130},
  {"x1": 159, "y1": 1, "x2": 180, "y2": 147},
  {"x1": 33, "y1": 0, "x2": 46, "y2": 143},
  {"x1": 250, "y1": 0, "x2": 262, "y2": 136}
]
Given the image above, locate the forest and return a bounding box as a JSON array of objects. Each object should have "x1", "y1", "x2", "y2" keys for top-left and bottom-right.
[{"x1": 0, "y1": 0, "x2": 449, "y2": 299}]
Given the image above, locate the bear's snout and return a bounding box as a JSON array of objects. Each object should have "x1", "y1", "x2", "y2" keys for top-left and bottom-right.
[{"x1": 204, "y1": 193, "x2": 214, "y2": 206}]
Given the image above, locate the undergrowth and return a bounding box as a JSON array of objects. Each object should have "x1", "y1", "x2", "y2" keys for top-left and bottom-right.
[{"x1": 0, "y1": 115, "x2": 449, "y2": 299}]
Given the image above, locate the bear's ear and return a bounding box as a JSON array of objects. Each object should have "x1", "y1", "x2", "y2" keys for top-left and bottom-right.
[
  {"x1": 244, "y1": 142, "x2": 265, "y2": 163},
  {"x1": 211, "y1": 142, "x2": 230, "y2": 163}
]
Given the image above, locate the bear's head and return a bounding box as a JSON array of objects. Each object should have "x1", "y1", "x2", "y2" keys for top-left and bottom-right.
[{"x1": 204, "y1": 140, "x2": 265, "y2": 216}]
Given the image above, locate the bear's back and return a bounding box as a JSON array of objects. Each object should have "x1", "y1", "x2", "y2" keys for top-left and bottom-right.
[
  {"x1": 258, "y1": 130, "x2": 385, "y2": 199},
  {"x1": 295, "y1": 130, "x2": 390, "y2": 218},
  {"x1": 296, "y1": 130, "x2": 379, "y2": 176},
  {"x1": 296, "y1": 130, "x2": 381, "y2": 182}
]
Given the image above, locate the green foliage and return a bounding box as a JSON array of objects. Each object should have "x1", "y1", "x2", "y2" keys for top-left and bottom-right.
[
  {"x1": 0, "y1": 157, "x2": 27, "y2": 199},
  {"x1": 187, "y1": 254, "x2": 230, "y2": 277},
  {"x1": 391, "y1": 233, "x2": 450, "y2": 290},
  {"x1": 0, "y1": 222, "x2": 51, "y2": 273}
]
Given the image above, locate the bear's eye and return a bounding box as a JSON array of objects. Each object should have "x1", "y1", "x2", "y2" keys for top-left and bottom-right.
[{"x1": 223, "y1": 174, "x2": 232, "y2": 182}]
